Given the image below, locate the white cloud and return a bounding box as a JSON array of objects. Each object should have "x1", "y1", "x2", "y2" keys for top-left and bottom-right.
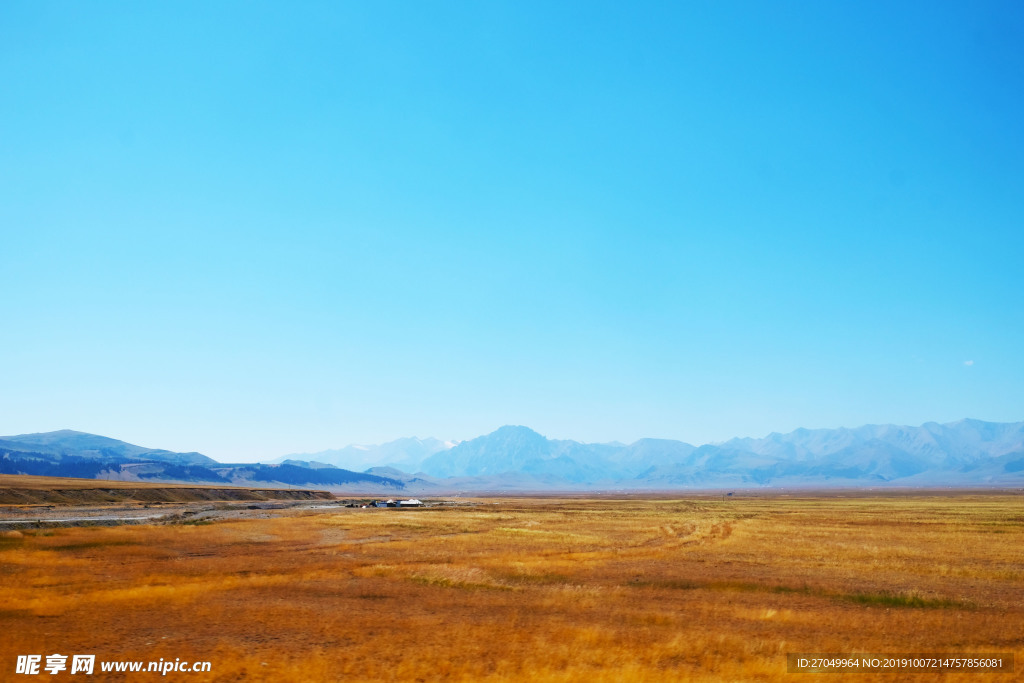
[{"x1": 964, "y1": 360, "x2": 974, "y2": 366}]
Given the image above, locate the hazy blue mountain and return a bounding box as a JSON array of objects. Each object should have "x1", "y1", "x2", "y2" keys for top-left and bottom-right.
[
  {"x1": 277, "y1": 459, "x2": 338, "y2": 470},
  {"x1": 630, "y1": 420, "x2": 1024, "y2": 487},
  {"x1": 276, "y1": 437, "x2": 456, "y2": 471},
  {"x1": 222, "y1": 464, "x2": 404, "y2": 489},
  {"x1": 276, "y1": 429, "x2": 699, "y2": 484},
  {"x1": 5, "y1": 420, "x2": 1023, "y2": 491},
  {"x1": 363, "y1": 467, "x2": 445, "y2": 493},
  {"x1": 418, "y1": 426, "x2": 620, "y2": 482},
  {"x1": 722, "y1": 419, "x2": 1024, "y2": 466},
  {"x1": 420, "y1": 426, "x2": 548, "y2": 477},
  {"x1": 746, "y1": 421, "x2": 1020, "y2": 465},
  {"x1": 0, "y1": 430, "x2": 402, "y2": 490},
  {"x1": 0, "y1": 430, "x2": 218, "y2": 466},
  {"x1": 610, "y1": 438, "x2": 698, "y2": 476},
  {"x1": 407, "y1": 420, "x2": 1024, "y2": 487}
]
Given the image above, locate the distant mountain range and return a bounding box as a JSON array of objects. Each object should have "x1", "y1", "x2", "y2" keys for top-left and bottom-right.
[
  {"x1": 0, "y1": 430, "x2": 405, "y2": 491},
  {"x1": 3, "y1": 420, "x2": 1023, "y2": 492},
  {"x1": 272, "y1": 437, "x2": 456, "y2": 472}
]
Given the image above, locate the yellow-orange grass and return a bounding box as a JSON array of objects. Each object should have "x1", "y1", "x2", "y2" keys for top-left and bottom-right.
[{"x1": 1, "y1": 495, "x2": 1022, "y2": 682}]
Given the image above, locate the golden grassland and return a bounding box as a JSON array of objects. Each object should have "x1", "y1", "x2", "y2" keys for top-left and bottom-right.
[{"x1": 2, "y1": 494, "x2": 1023, "y2": 681}]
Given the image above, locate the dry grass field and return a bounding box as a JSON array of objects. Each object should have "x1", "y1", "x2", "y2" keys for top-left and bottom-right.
[{"x1": 2, "y1": 493, "x2": 1022, "y2": 681}]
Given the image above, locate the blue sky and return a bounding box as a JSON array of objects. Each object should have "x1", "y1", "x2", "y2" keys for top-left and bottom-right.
[{"x1": 2, "y1": 1, "x2": 1022, "y2": 461}]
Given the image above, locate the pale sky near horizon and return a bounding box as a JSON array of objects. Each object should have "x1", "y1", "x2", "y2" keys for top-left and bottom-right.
[{"x1": 2, "y1": 1, "x2": 1022, "y2": 462}]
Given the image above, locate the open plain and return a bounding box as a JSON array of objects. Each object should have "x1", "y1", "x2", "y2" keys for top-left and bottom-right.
[{"x1": 2, "y1": 488, "x2": 1022, "y2": 681}]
